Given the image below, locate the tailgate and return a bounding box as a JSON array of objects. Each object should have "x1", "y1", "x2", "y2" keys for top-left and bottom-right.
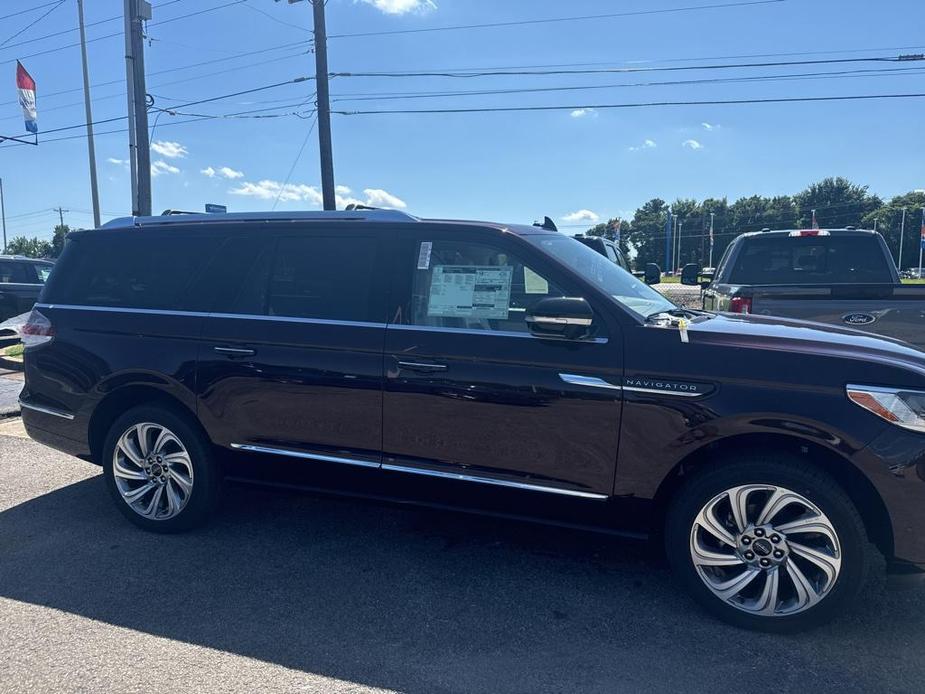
[{"x1": 749, "y1": 286, "x2": 925, "y2": 350}]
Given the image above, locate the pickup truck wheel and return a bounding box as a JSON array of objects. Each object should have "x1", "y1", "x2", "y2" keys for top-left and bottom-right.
[
  {"x1": 101, "y1": 405, "x2": 221, "y2": 533},
  {"x1": 665, "y1": 457, "x2": 870, "y2": 632}
]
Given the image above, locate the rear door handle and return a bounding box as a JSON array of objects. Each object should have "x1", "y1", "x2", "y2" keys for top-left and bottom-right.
[
  {"x1": 396, "y1": 360, "x2": 447, "y2": 372},
  {"x1": 214, "y1": 346, "x2": 256, "y2": 357}
]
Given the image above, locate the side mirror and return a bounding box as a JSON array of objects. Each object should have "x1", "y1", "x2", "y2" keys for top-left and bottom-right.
[
  {"x1": 644, "y1": 263, "x2": 661, "y2": 285},
  {"x1": 525, "y1": 297, "x2": 595, "y2": 340},
  {"x1": 680, "y1": 263, "x2": 702, "y2": 286},
  {"x1": 699, "y1": 269, "x2": 715, "y2": 289}
]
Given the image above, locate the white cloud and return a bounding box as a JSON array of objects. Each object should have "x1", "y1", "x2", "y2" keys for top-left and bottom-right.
[
  {"x1": 629, "y1": 139, "x2": 657, "y2": 151},
  {"x1": 218, "y1": 166, "x2": 244, "y2": 179},
  {"x1": 682, "y1": 139, "x2": 704, "y2": 150},
  {"x1": 230, "y1": 180, "x2": 407, "y2": 209},
  {"x1": 363, "y1": 188, "x2": 407, "y2": 209},
  {"x1": 701, "y1": 122, "x2": 716, "y2": 131},
  {"x1": 335, "y1": 185, "x2": 352, "y2": 195},
  {"x1": 200, "y1": 166, "x2": 216, "y2": 178},
  {"x1": 107, "y1": 157, "x2": 127, "y2": 165},
  {"x1": 561, "y1": 209, "x2": 600, "y2": 223},
  {"x1": 151, "y1": 160, "x2": 180, "y2": 177},
  {"x1": 570, "y1": 108, "x2": 595, "y2": 118},
  {"x1": 357, "y1": 0, "x2": 436, "y2": 15},
  {"x1": 151, "y1": 140, "x2": 188, "y2": 159},
  {"x1": 354, "y1": 0, "x2": 437, "y2": 15}
]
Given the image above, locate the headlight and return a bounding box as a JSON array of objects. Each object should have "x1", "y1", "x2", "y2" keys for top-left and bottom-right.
[{"x1": 846, "y1": 384, "x2": 925, "y2": 434}]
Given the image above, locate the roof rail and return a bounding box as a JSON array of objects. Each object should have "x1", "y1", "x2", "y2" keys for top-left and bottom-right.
[{"x1": 100, "y1": 209, "x2": 420, "y2": 229}]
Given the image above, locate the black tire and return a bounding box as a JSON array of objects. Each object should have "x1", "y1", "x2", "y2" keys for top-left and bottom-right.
[
  {"x1": 665, "y1": 455, "x2": 872, "y2": 632},
  {"x1": 101, "y1": 404, "x2": 222, "y2": 533}
]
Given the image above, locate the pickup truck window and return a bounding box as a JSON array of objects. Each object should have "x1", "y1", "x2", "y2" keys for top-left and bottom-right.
[
  {"x1": 728, "y1": 235, "x2": 894, "y2": 285},
  {"x1": 528, "y1": 235, "x2": 674, "y2": 318},
  {"x1": 0, "y1": 260, "x2": 33, "y2": 284}
]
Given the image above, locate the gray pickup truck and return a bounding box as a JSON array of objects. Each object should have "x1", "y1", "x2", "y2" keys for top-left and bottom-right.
[{"x1": 684, "y1": 228, "x2": 925, "y2": 351}]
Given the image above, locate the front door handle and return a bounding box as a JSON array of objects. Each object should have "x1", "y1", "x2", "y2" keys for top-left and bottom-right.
[
  {"x1": 214, "y1": 346, "x2": 256, "y2": 357},
  {"x1": 397, "y1": 360, "x2": 448, "y2": 372}
]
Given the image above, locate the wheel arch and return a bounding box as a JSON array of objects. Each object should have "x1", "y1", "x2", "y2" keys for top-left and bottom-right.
[
  {"x1": 650, "y1": 432, "x2": 894, "y2": 560},
  {"x1": 88, "y1": 384, "x2": 203, "y2": 465}
]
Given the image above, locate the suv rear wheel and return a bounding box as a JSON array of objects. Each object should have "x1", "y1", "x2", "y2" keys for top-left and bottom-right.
[
  {"x1": 665, "y1": 456, "x2": 872, "y2": 632},
  {"x1": 101, "y1": 404, "x2": 221, "y2": 532}
]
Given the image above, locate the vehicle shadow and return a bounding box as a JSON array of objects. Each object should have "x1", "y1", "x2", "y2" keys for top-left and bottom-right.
[{"x1": 1, "y1": 472, "x2": 924, "y2": 693}]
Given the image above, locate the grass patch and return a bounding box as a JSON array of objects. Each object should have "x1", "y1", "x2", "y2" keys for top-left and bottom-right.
[{"x1": 902, "y1": 279, "x2": 925, "y2": 285}]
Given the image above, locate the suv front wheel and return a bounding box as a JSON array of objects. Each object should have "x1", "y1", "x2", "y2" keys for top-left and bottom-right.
[
  {"x1": 665, "y1": 456, "x2": 872, "y2": 632},
  {"x1": 101, "y1": 404, "x2": 221, "y2": 532}
]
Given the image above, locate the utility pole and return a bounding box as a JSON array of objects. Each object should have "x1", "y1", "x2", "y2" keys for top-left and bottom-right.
[
  {"x1": 280, "y1": 0, "x2": 336, "y2": 209},
  {"x1": 124, "y1": 0, "x2": 152, "y2": 216},
  {"x1": 77, "y1": 0, "x2": 101, "y2": 228},
  {"x1": 0, "y1": 179, "x2": 7, "y2": 253},
  {"x1": 899, "y1": 207, "x2": 907, "y2": 271},
  {"x1": 54, "y1": 207, "x2": 69, "y2": 227},
  {"x1": 919, "y1": 207, "x2": 925, "y2": 279},
  {"x1": 312, "y1": 0, "x2": 336, "y2": 210},
  {"x1": 676, "y1": 220, "x2": 683, "y2": 270},
  {"x1": 709, "y1": 212, "x2": 715, "y2": 267}
]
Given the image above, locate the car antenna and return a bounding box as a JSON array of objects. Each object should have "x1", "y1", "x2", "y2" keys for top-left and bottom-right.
[{"x1": 533, "y1": 216, "x2": 558, "y2": 232}]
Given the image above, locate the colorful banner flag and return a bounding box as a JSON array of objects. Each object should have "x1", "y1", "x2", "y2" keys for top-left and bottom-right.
[
  {"x1": 17, "y1": 61, "x2": 37, "y2": 134},
  {"x1": 610, "y1": 219, "x2": 622, "y2": 244}
]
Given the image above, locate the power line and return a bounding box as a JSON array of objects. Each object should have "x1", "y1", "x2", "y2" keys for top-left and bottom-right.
[
  {"x1": 334, "y1": 91, "x2": 925, "y2": 116},
  {"x1": 328, "y1": 0, "x2": 786, "y2": 39},
  {"x1": 331, "y1": 66, "x2": 925, "y2": 103},
  {"x1": 0, "y1": 2, "x2": 63, "y2": 23},
  {"x1": 273, "y1": 110, "x2": 318, "y2": 211},
  {"x1": 0, "y1": 0, "x2": 65, "y2": 48},
  {"x1": 333, "y1": 53, "x2": 925, "y2": 80}
]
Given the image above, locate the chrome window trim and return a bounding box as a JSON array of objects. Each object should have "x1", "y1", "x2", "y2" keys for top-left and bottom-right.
[
  {"x1": 35, "y1": 304, "x2": 387, "y2": 329},
  {"x1": 622, "y1": 386, "x2": 704, "y2": 398},
  {"x1": 387, "y1": 323, "x2": 608, "y2": 343},
  {"x1": 35, "y1": 304, "x2": 609, "y2": 341},
  {"x1": 381, "y1": 463, "x2": 609, "y2": 499},
  {"x1": 559, "y1": 374, "x2": 622, "y2": 391},
  {"x1": 230, "y1": 443, "x2": 380, "y2": 468},
  {"x1": 18, "y1": 399, "x2": 75, "y2": 420}
]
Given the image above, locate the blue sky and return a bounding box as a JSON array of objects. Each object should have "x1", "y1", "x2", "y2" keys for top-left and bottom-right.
[{"x1": 0, "y1": 0, "x2": 923, "y2": 238}]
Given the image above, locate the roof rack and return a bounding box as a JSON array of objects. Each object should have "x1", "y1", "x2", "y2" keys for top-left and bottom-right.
[{"x1": 100, "y1": 208, "x2": 420, "y2": 229}]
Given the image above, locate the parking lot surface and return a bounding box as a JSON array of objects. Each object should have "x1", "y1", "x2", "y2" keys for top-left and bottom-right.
[{"x1": 2, "y1": 430, "x2": 925, "y2": 693}]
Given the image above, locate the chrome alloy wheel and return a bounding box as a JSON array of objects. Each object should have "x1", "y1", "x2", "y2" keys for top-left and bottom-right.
[
  {"x1": 112, "y1": 422, "x2": 195, "y2": 521},
  {"x1": 689, "y1": 484, "x2": 842, "y2": 616}
]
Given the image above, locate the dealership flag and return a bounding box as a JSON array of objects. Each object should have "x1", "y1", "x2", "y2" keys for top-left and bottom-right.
[
  {"x1": 16, "y1": 61, "x2": 36, "y2": 134},
  {"x1": 920, "y1": 209, "x2": 925, "y2": 251}
]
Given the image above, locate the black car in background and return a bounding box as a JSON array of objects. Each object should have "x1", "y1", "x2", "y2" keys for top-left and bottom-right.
[
  {"x1": 574, "y1": 234, "x2": 632, "y2": 272},
  {"x1": 18, "y1": 210, "x2": 925, "y2": 632},
  {"x1": 0, "y1": 255, "x2": 53, "y2": 322}
]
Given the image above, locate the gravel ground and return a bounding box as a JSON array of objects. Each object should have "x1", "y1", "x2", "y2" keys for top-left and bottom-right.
[{"x1": 2, "y1": 431, "x2": 925, "y2": 693}]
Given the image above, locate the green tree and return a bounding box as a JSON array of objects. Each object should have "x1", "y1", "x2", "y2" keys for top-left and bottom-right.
[
  {"x1": 4, "y1": 236, "x2": 52, "y2": 258},
  {"x1": 626, "y1": 198, "x2": 670, "y2": 268},
  {"x1": 51, "y1": 224, "x2": 70, "y2": 258},
  {"x1": 793, "y1": 177, "x2": 881, "y2": 229},
  {"x1": 585, "y1": 217, "x2": 631, "y2": 257},
  {"x1": 863, "y1": 191, "x2": 925, "y2": 271}
]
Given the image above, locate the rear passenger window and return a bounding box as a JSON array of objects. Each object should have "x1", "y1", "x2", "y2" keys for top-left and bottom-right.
[
  {"x1": 266, "y1": 236, "x2": 378, "y2": 322},
  {"x1": 44, "y1": 234, "x2": 213, "y2": 310},
  {"x1": 0, "y1": 261, "x2": 34, "y2": 284}
]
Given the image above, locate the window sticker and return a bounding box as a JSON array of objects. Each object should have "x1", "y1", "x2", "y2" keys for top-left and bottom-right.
[
  {"x1": 427, "y1": 265, "x2": 513, "y2": 319},
  {"x1": 523, "y1": 266, "x2": 549, "y2": 294},
  {"x1": 417, "y1": 241, "x2": 433, "y2": 270}
]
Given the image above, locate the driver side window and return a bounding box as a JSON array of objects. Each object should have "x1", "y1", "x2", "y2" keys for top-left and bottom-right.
[{"x1": 408, "y1": 240, "x2": 567, "y2": 334}]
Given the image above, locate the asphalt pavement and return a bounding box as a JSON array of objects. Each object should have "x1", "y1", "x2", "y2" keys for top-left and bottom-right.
[{"x1": 2, "y1": 429, "x2": 925, "y2": 693}]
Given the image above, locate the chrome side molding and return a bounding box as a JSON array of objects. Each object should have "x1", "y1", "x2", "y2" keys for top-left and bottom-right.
[
  {"x1": 559, "y1": 373, "x2": 622, "y2": 391},
  {"x1": 382, "y1": 462, "x2": 609, "y2": 499},
  {"x1": 230, "y1": 443, "x2": 380, "y2": 469},
  {"x1": 18, "y1": 399, "x2": 75, "y2": 420}
]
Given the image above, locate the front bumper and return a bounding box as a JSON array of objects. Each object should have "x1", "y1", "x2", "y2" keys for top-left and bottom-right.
[{"x1": 853, "y1": 426, "x2": 925, "y2": 571}]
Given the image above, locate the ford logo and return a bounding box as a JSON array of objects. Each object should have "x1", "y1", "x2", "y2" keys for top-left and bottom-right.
[{"x1": 843, "y1": 313, "x2": 877, "y2": 326}]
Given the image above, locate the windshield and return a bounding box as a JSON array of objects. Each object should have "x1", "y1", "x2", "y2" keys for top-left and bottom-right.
[
  {"x1": 36, "y1": 264, "x2": 53, "y2": 283},
  {"x1": 527, "y1": 234, "x2": 675, "y2": 318}
]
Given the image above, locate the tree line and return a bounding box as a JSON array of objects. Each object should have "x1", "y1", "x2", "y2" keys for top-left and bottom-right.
[
  {"x1": 3, "y1": 224, "x2": 70, "y2": 259},
  {"x1": 584, "y1": 177, "x2": 925, "y2": 271}
]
